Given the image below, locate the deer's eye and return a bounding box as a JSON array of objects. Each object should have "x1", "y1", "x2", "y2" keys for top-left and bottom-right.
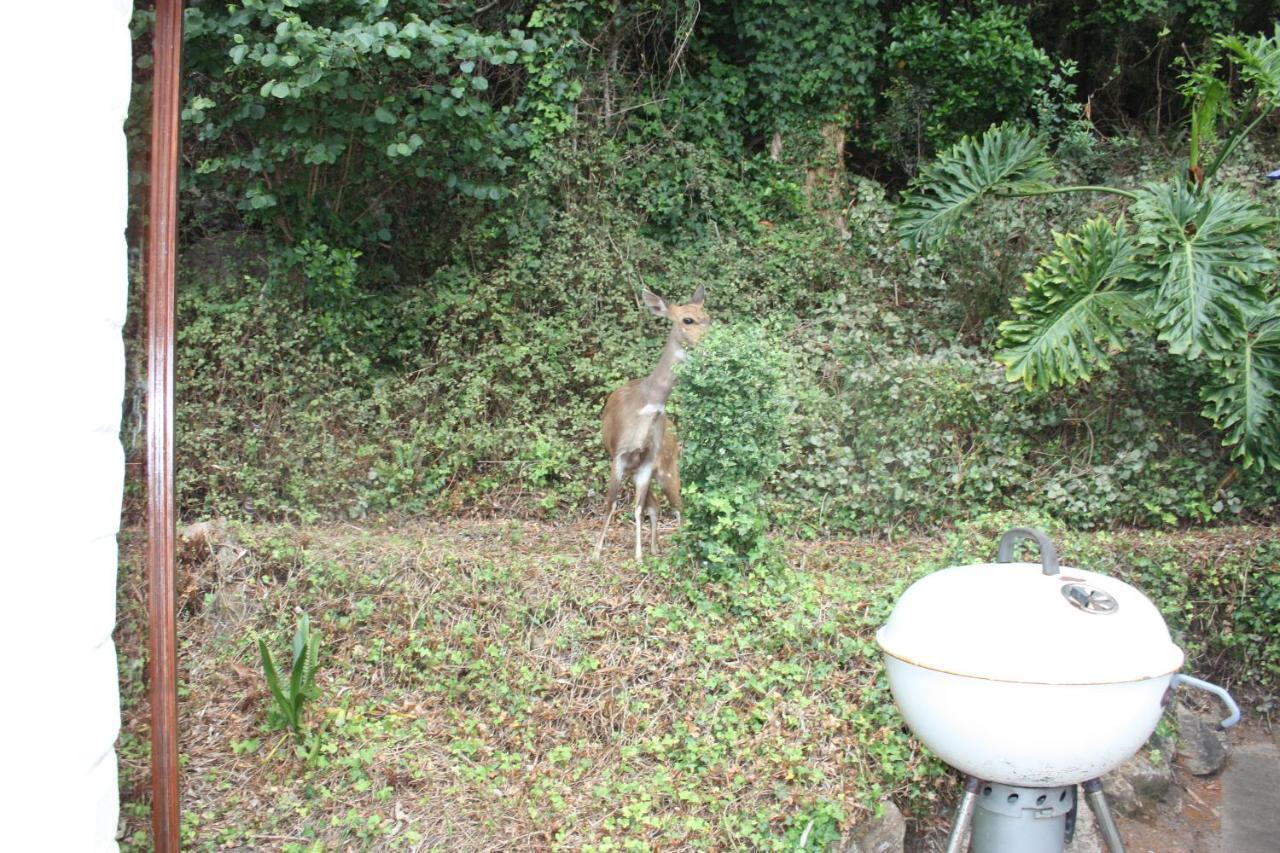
[{"x1": 682, "y1": 317, "x2": 695, "y2": 325}]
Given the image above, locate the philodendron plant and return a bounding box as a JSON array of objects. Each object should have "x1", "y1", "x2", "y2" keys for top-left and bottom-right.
[{"x1": 896, "y1": 26, "x2": 1280, "y2": 472}]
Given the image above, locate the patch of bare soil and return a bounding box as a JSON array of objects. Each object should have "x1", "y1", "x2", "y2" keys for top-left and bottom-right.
[
  {"x1": 1112, "y1": 772, "x2": 1222, "y2": 853},
  {"x1": 907, "y1": 720, "x2": 1277, "y2": 853},
  {"x1": 1115, "y1": 719, "x2": 1276, "y2": 853}
]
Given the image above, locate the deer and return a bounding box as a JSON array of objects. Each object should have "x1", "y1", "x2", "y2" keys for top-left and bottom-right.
[{"x1": 594, "y1": 285, "x2": 709, "y2": 562}]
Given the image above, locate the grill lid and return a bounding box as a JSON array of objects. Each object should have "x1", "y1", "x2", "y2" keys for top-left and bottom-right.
[{"x1": 875, "y1": 529, "x2": 1184, "y2": 685}]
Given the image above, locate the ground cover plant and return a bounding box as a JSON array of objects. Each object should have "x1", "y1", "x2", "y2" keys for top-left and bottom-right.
[{"x1": 114, "y1": 519, "x2": 1278, "y2": 850}]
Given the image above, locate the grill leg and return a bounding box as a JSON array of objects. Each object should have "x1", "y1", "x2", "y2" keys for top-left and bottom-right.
[
  {"x1": 944, "y1": 776, "x2": 983, "y2": 853},
  {"x1": 1082, "y1": 778, "x2": 1127, "y2": 853}
]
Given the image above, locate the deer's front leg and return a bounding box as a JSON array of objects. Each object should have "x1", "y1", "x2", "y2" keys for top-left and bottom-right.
[{"x1": 632, "y1": 464, "x2": 654, "y2": 563}]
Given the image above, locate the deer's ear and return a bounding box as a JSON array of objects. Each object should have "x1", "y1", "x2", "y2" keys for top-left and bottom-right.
[
  {"x1": 689, "y1": 284, "x2": 705, "y2": 305},
  {"x1": 642, "y1": 289, "x2": 668, "y2": 318}
]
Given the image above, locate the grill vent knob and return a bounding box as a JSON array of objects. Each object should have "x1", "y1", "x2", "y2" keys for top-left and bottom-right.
[{"x1": 1061, "y1": 583, "x2": 1119, "y2": 614}]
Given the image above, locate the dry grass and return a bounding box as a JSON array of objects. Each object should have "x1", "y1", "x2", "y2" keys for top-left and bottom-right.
[{"x1": 113, "y1": 519, "x2": 1277, "y2": 850}]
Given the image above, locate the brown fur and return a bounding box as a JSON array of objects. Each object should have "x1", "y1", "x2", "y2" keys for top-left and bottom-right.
[{"x1": 594, "y1": 286, "x2": 708, "y2": 560}]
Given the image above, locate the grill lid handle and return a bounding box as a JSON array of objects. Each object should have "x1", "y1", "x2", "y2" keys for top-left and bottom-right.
[
  {"x1": 1167, "y1": 674, "x2": 1242, "y2": 731},
  {"x1": 996, "y1": 527, "x2": 1060, "y2": 576}
]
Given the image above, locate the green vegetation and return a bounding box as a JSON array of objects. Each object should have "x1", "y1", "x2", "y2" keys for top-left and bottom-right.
[
  {"x1": 258, "y1": 612, "x2": 322, "y2": 743},
  {"x1": 675, "y1": 323, "x2": 789, "y2": 576},
  {"x1": 168, "y1": 0, "x2": 578, "y2": 255},
  {"x1": 114, "y1": 521, "x2": 1278, "y2": 849},
  {"x1": 117, "y1": 3, "x2": 1280, "y2": 847},
  {"x1": 881, "y1": 1, "x2": 1053, "y2": 161},
  {"x1": 127, "y1": 3, "x2": 1280, "y2": 531},
  {"x1": 898, "y1": 27, "x2": 1280, "y2": 471}
]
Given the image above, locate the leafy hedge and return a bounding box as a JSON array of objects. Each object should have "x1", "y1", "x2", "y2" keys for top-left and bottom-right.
[
  {"x1": 161, "y1": 140, "x2": 1280, "y2": 531},
  {"x1": 132, "y1": 0, "x2": 1271, "y2": 275},
  {"x1": 675, "y1": 323, "x2": 789, "y2": 576}
]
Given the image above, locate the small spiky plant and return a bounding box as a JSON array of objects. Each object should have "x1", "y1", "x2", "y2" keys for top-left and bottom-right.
[{"x1": 258, "y1": 613, "x2": 321, "y2": 742}]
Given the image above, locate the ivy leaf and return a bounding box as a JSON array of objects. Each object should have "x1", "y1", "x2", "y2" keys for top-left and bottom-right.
[
  {"x1": 1134, "y1": 181, "x2": 1273, "y2": 360},
  {"x1": 1201, "y1": 304, "x2": 1280, "y2": 470},
  {"x1": 895, "y1": 124, "x2": 1056, "y2": 251},
  {"x1": 996, "y1": 216, "x2": 1149, "y2": 389}
]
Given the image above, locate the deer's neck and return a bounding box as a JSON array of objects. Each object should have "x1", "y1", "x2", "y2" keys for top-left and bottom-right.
[{"x1": 640, "y1": 328, "x2": 686, "y2": 406}]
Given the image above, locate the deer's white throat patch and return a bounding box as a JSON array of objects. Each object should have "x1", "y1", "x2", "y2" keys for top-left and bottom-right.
[{"x1": 638, "y1": 403, "x2": 665, "y2": 416}]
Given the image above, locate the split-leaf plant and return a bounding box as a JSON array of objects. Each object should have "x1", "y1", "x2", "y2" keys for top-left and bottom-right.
[
  {"x1": 895, "y1": 27, "x2": 1280, "y2": 471},
  {"x1": 258, "y1": 612, "x2": 321, "y2": 743}
]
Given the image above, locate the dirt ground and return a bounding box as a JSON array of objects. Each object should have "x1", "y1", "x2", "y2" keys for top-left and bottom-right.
[{"x1": 115, "y1": 519, "x2": 1275, "y2": 850}]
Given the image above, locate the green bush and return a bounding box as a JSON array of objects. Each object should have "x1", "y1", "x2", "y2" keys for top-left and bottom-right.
[
  {"x1": 879, "y1": 1, "x2": 1052, "y2": 159},
  {"x1": 776, "y1": 289, "x2": 1279, "y2": 536},
  {"x1": 165, "y1": 140, "x2": 1280, "y2": 532},
  {"x1": 896, "y1": 28, "x2": 1280, "y2": 472},
  {"x1": 705, "y1": 0, "x2": 883, "y2": 132},
  {"x1": 138, "y1": 0, "x2": 582, "y2": 273},
  {"x1": 674, "y1": 324, "x2": 790, "y2": 577}
]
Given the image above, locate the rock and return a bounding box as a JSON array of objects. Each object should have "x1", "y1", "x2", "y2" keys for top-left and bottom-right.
[
  {"x1": 1065, "y1": 806, "x2": 1103, "y2": 853},
  {"x1": 1102, "y1": 747, "x2": 1179, "y2": 818},
  {"x1": 208, "y1": 584, "x2": 252, "y2": 623},
  {"x1": 178, "y1": 518, "x2": 247, "y2": 573},
  {"x1": 1175, "y1": 702, "x2": 1228, "y2": 776},
  {"x1": 835, "y1": 800, "x2": 906, "y2": 853}
]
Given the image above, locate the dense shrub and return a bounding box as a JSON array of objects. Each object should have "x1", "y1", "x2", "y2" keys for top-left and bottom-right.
[
  {"x1": 701, "y1": 0, "x2": 883, "y2": 133},
  {"x1": 778, "y1": 329, "x2": 1278, "y2": 536},
  {"x1": 164, "y1": 136, "x2": 1280, "y2": 531},
  {"x1": 879, "y1": 1, "x2": 1053, "y2": 160},
  {"x1": 151, "y1": 0, "x2": 580, "y2": 264},
  {"x1": 896, "y1": 25, "x2": 1280, "y2": 472},
  {"x1": 674, "y1": 324, "x2": 790, "y2": 576}
]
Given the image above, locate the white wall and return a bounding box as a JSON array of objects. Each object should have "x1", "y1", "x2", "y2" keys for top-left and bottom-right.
[{"x1": 0, "y1": 2, "x2": 134, "y2": 849}]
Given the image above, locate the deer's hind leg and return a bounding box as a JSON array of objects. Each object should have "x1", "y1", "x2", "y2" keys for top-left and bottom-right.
[
  {"x1": 643, "y1": 489, "x2": 659, "y2": 555},
  {"x1": 655, "y1": 459, "x2": 681, "y2": 523},
  {"x1": 655, "y1": 416, "x2": 682, "y2": 523},
  {"x1": 593, "y1": 457, "x2": 626, "y2": 559}
]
